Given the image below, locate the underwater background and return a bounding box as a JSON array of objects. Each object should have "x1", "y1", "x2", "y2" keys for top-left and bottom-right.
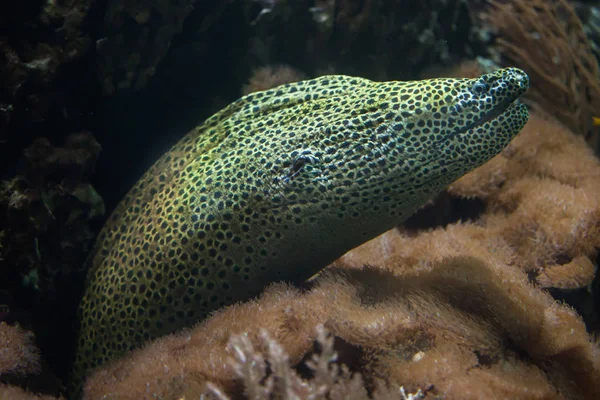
[{"x1": 1, "y1": 0, "x2": 600, "y2": 399}]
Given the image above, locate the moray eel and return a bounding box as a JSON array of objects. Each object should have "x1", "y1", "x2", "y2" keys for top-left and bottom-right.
[{"x1": 72, "y1": 67, "x2": 529, "y2": 393}]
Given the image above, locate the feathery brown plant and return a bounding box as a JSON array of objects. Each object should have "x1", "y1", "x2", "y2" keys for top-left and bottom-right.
[{"x1": 470, "y1": 0, "x2": 600, "y2": 152}]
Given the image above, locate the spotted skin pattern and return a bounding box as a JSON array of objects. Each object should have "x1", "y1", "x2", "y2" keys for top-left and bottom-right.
[{"x1": 72, "y1": 67, "x2": 529, "y2": 390}]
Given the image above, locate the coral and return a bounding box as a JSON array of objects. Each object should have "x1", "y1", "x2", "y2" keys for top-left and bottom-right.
[
  {"x1": 242, "y1": 64, "x2": 307, "y2": 95},
  {"x1": 82, "y1": 256, "x2": 600, "y2": 399},
  {"x1": 0, "y1": 322, "x2": 40, "y2": 376},
  {"x1": 467, "y1": 0, "x2": 600, "y2": 152},
  {"x1": 0, "y1": 132, "x2": 104, "y2": 293},
  {"x1": 535, "y1": 255, "x2": 596, "y2": 290},
  {"x1": 0, "y1": 132, "x2": 104, "y2": 392},
  {"x1": 0, "y1": 323, "x2": 63, "y2": 399},
  {"x1": 206, "y1": 326, "x2": 373, "y2": 400},
  {"x1": 203, "y1": 325, "x2": 427, "y2": 400}
]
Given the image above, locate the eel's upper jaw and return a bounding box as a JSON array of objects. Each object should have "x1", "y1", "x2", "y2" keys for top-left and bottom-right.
[{"x1": 472, "y1": 67, "x2": 530, "y2": 129}]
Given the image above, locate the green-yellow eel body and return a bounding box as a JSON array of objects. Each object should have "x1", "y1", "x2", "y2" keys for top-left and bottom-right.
[{"x1": 72, "y1": 67, "x2": 529, "y2": 394}]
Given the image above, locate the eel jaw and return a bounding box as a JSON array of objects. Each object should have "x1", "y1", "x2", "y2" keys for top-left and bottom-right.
[{"x1": 465, "y1": 97, "x2": 521, "y2": 132}]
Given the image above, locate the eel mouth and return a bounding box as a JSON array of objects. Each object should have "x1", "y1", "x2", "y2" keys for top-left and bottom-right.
[
  {"x1": 436, "y1": 97, "x2": 522, "y2": 147},
  {"x1": 467, "y1": 97, "x2": 521, "y2": 131}
]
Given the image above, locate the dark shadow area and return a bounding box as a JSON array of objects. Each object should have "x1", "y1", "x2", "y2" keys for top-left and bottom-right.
[{"x1": 402, "y1": 191, "x2": 487, "y2": 231}]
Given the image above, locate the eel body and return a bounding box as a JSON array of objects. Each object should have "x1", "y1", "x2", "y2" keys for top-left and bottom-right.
[{"x1": 72, "y1": 67, "x2": 529, "y2": 391}]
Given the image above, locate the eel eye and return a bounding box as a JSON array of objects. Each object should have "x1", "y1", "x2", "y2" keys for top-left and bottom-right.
[
  {"x1": 291, "y1": 155, "x2": 310, "y2": 176},
  {"x1": 471, "y1": 82, "x2": 489, "y2": 96},
  {"x1": 288, "y1": 152, "x2": 319, "y2": 181}
]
